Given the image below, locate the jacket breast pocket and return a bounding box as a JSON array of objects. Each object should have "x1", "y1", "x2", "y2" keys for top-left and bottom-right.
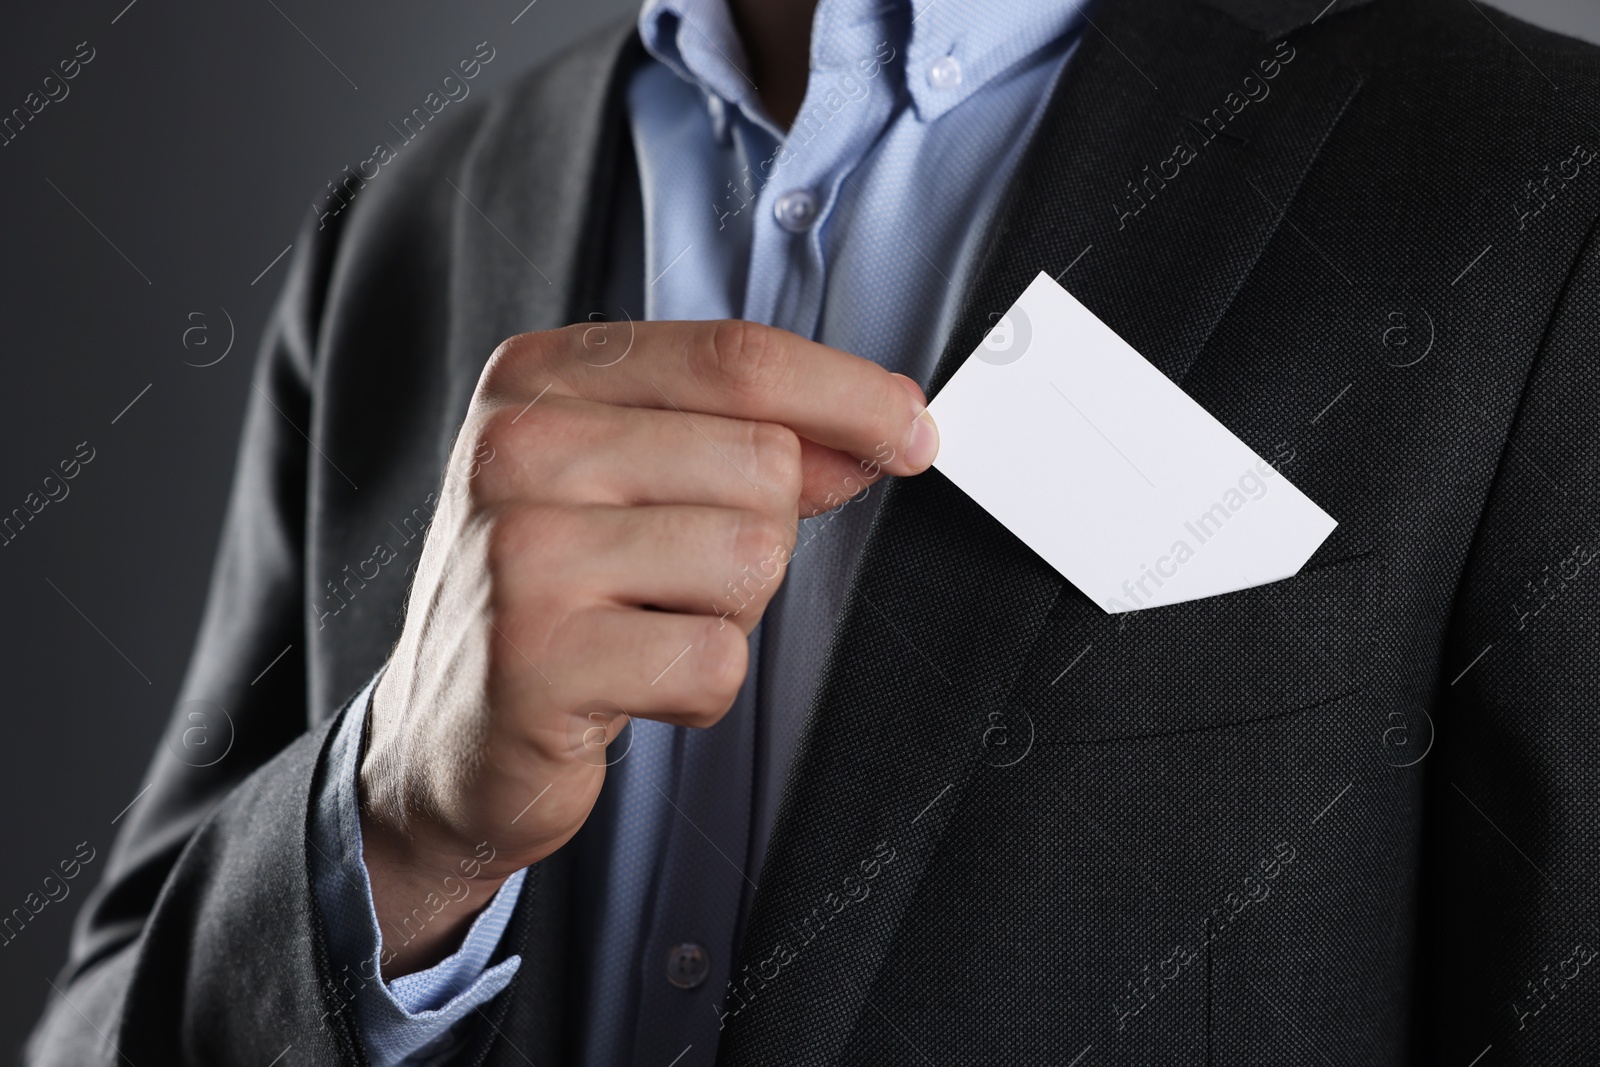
[{"x1": 1016, "y1": 551, "x2": 1383, "y2": 743}]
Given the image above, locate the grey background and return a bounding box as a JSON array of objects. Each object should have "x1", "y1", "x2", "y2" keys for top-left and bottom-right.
[{"x1": 0, "y1": 0, "x2": 1592, "y2": 1057}]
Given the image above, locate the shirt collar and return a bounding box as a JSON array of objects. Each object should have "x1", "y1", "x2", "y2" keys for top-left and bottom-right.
[
  {"x1": 898, "y1": 0, "x2": 1088, "y2": 122},
  {"x1": 637, "y1": 0, "x2": 763, "y2": 137},
  {"x1": 638, "y1": 0, "x2": 1088, "y2": 131}
]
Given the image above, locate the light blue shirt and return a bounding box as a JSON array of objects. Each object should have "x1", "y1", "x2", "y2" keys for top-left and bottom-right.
[{"x1": 309, "y1": 1, "x2": 1087, "y2": 1064}]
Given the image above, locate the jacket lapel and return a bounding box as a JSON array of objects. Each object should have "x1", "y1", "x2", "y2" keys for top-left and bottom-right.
[
  {"x1": 718, "y1": 0, "x2": 1366, "y2": 1062},
  {"x1": 1198, "y1": 0, "x2": 1379, "y2": 39},
  {"x1": 442, "y1": 20, "x2": 643, "y2": 458}
]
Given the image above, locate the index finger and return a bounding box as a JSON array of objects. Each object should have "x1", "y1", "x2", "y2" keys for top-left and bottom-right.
[{"x1": 487, "y1": 319, "x2": 940, "y2": 477}]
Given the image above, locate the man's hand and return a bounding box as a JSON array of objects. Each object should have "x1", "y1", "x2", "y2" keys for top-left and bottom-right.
[{"x1": 357, "y1": 319, "x2": 938, "y2": 976}]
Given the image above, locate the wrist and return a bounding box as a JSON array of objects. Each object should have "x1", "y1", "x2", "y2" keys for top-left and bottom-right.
[{"x1": 358, "y1": 805, "x2": 515, "y2": 978}]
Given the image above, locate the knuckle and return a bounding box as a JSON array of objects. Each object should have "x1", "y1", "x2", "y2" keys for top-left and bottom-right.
[
  {"x1": 735, "y1": 511, "x2": 791, "y2": 574},
  {"x1": 460, "y1": 421, "x2": 516, "y2": 505},
  {"x1": 522, "y1": 399, "x2": 588, "y2": 453},
  {"x1": 480, "y1": 330, "x2": 557, "y2": 397},
  {"x1": 481, "y1": 508, "x2": 528, "y2": 578},
  {"x1": 483, "y1": 505, "x2": 572, "y2": 578},
  {"x1": 480, "y1": 335, "x2": 528, "y2": 395},
  {"x1": 751, "y1": 422, "x2": 802, "y2": 501},
  {"x1": 693, "y1": 623, "x2": 749, "y2": 717},
  {"x1": 473, "y1": 413, "x2": 517, "y2": 467},
  {"x1": 707, "y1": 319, "x2": 786, "y2": 402},
  {"x1": 473, "y1": 400, "x2": 590, "y2": 497},
  {"x1": 462, "y1": 459, "x2": 501, "y2": 510}
]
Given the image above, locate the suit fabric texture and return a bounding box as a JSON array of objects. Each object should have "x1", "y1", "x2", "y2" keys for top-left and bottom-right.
[{"x1": 27, "y1": 0, "x2": 1600, "y2": 1063}]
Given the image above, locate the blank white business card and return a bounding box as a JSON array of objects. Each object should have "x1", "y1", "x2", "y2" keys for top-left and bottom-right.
[{"x1": 927, "y1": 271, "x2": 1336, "y2": 613}]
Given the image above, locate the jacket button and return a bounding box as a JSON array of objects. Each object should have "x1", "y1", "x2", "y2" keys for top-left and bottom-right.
[{"x1": 666, "y1": 943, "x2": 710, "y2": 989}]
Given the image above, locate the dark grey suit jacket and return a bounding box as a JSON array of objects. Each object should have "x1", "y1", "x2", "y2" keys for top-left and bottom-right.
[{"x1": 28, "y1": 0, "x2": 1600, "y2": 1062}]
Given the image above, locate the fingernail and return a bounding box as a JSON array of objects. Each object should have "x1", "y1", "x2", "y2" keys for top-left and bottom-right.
[{"x1": 904, "y1": 407, "x2": 939, "y2": 470}]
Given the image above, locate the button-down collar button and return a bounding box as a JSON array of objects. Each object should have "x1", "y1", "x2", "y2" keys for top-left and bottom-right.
[{"x1": 928, "y1": 55, "x2": 963, "y2": 91}]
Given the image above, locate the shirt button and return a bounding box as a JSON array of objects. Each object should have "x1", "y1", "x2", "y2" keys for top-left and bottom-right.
[
  {"x1": 666, "y1": 943, "x2": 711, "y2": 989},
  {"x1": 928, "y1": 55, "x2": 962, "y2": 91},
  {"x1": 773, "y1": 188, "x2": 819, "y2": 233}
]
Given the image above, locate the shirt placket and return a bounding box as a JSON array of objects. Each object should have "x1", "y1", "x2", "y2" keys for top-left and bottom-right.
[{"x1": 734, "y1": 18, "x2": 899, "y2": 340}]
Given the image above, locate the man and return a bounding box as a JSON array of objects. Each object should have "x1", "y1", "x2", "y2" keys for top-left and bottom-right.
[{"x1": 28, "y1": 0, "x2": 1600, "y2": 1062}]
